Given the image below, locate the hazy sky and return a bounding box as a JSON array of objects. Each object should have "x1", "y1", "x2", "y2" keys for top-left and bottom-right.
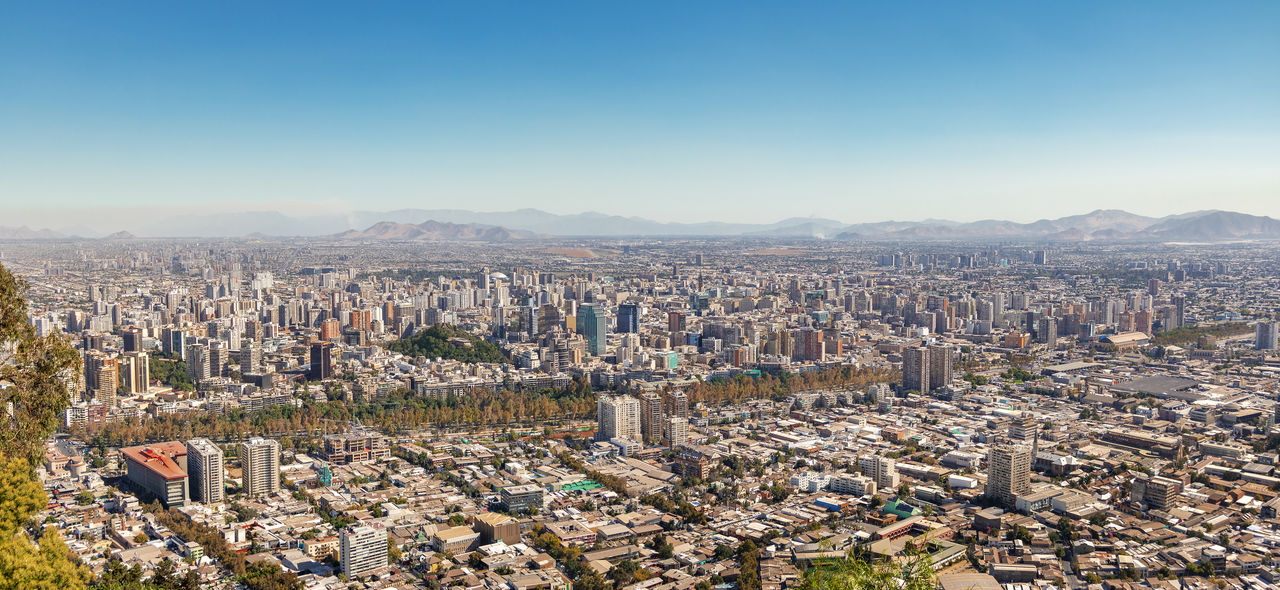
[{"x1": 2, "y1": 1, "x2": 1278, "y2": 227}]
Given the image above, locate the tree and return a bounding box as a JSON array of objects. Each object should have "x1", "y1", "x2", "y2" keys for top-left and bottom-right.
[
  {"x1": 0, "y1": 263, "x2": 81, "y2": 467},
  {"x1": 0, "y1": 453, "x2": 90, "y2": 589},
  {"x1": 75, "y1": 491, "x2": 95, "y2": 506},
  {"x1": 802, "y1": 552, "x2": 935, "y2": 590},
  {"x1": 0, "y1": 264, "x2": 89, "y2": 589}
]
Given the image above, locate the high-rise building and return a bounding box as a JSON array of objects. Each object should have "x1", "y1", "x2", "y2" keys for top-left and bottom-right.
[
  {"x1": 639, "y1": 391, "x2": 664, "y2": 443},
  {"x1": 239, "y1": 437, "x2": 280, "y2": 496},
  {"x1": 1033, "y1": 250, "x2": 1048, "y2": 265},
  {"x1": 597, "y1": 395, "x2": 641, "y2": 443},
  {"x1": 1171, "y1": 294, "x2": 1186, "y2": 329},
  {"x1": 927, "y1": 344, "x2": 953, "y2": 391},
  {"x1": 122, "y1": 326, "x2": 144, "y2": 353},
  {"x1": 1008, "y1": 413, "x2": 1038, "y2": 443},
  {"x1": 121, "y1": 351, "x2": 149, "y2": 395},
  {"x1": 1256, "y1": 321, "x2": 1278, "y2": 350},
  {"x1": 986, "y1": 444, "x2": 1032, "y2": 508},
  {"x1": 88, "y1": 354, "x2": 119, "y2": 407},
  {"x1": 663, "y1": 389, "x2": 689, "y2": 420},
  {"x1": 1037, "y1": 316, "x2": 1058, "y2": 347},
  {"x1": 239, "y1": 341, "x2": 263, "y2": 374},
  {"x1": 185, "y1": 438, "x2": 225, "y2": 504},
  {"x1": 185, "y1": 343, "x2": 210, "y2": 382},
  {"x1": 340, "y1": 524, "x2": 388, "y2": 579},
  {"x1": 1130, "y1": 473, "x2": 1182, "y2": 510},
  {"x1": 617, "y1": 303, "x2": 640, "y2": 334},
  {"x1": 902, "y1": 346, "x2": 929, "y2": 393},
  {"x1": 859, "y1": 455, "x2": 899, "y2": 490},
  {"x1": 667, "y1": 311, "x2": 687, "y2": 333},
  {"x1": 320, "y1": 318, "x2": 341, "y2": 340},
  {"x1": 1147, "y1": 278, "x2": 1161, "y2": 297},
  {"x1": 576, "y1": 304, "x2": 607, "y2": 356},
  {"x1": 665, "y1": 416, "x2": 689, "y2": 449},
  {"x1": 309, "y1": 342, "x2": 333, "y2": 380}
]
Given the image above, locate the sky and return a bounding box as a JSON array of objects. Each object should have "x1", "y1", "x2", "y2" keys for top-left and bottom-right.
[{"x1": 1, "y1": 1, "x2": 1278, "y2": 230}]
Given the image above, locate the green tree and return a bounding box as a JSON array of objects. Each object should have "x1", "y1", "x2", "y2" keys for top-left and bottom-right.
[
  {"x1": 0, "y1": 263, "x2": 81, "y2": 467},
  {"x1": 802, "y1": 553, "x2": 934, "y2": 590}
]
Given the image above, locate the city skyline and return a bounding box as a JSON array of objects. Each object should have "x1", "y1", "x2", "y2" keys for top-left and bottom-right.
[{"x1": 3, "y1": 2, "x2": 1278, "y2": 225}]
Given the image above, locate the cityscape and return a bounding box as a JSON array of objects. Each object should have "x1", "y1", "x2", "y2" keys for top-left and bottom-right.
[{"x1": 3, "y1": 3, "x2": 1280, "y2": 590}]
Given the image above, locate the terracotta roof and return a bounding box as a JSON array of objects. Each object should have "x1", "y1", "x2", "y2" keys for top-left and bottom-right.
[{"x1": 121, "y1": 442, "x2": 188, "y2": 480}]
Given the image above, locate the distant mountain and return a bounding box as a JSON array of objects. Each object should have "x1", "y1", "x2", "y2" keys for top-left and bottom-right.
[
  {"x1": 101, "y1": 231, "x2": 137, "y2": 240},
  {"x1": 1141, "y1": 210, "x2": 1280, "y2": 241},
  {"x1": 0, "y1": 225, "x2": 68, "y2": 239},
  {"x1": 8, "y1": 206, "x2": 1280, "y2": 242},
  {"x1": 332, "y1": 220, "x2": 536, "y2": 242}
]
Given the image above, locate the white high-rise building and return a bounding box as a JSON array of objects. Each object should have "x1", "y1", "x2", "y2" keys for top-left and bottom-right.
[
  {"x1": 1256, "y1": 321, "x2": 1278, "y2": 350},
  {"x1": 239, "y1": 437, "x2": 280, "y2": 497},
  {"x1": 597, "y1": 395, "x2": 641, "y2": 443},
  {"x1": 665, "y1": 416, "x2": 689, "y2": 449},
  {"x1": 859, "y1": 455, "x2": 900, "y2": 490},
  {"x1": 340, "y1": 524, "x2": 388, "y2": 579},
  {"x1": 186, "y1": 438, "x2": 225, "y2": 504},
  {"x1": 986, "y1": 444, "x2": 1032, "y2": 508}
]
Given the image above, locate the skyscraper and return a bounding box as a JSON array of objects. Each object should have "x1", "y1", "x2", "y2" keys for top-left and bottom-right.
[
  {"x1": 309, "y1": 341, "x2": 333, "y2": 380},
  {"x1": 122, "y1": 326, "x2": 144, "y2": 353},
  {"x1": 1256, "y1": 321, "x2": 1278, "y2": 350},
  {"x1": 902, "y1": 346, "x2": 929, "y2": 393},
  {"x1": 576, "y1": 304, "x2": 607, "y2": 356},
  {"x1": 666, "y1": 416, "x2": 689, "y2": 449},
  {"x1": 986, "y1": 444, "x2": 1032, "y2": 508},
  {"x1": 617, "y1": 303, "x2": 640, "y2": 334},
  {"x1": 663, "y1": 389, "x2": 689, "y2": 420},
  {"x1": 639, "y1": 391, "x2": 664, "y2": 443},
  {"x1": 927, "y1": 344, "x2": 953, "y2": 391},
  {"x1": 859, "y1": 455, "x2": 899, "y2": 490},
  {"x1": 240, "y1": 341, "x2": 262, "y2": 374},
  {"x1": 340, "y1": 524, "x2": 388, "y2": 579},
  {"x1": 239, "y1": 437, "x2": 280, "y2": 497},
  {"x1": 121, "y1": 351, "x2": 149, "y2": 395},
  {"x1": 597, "y1": 395, "x2": 641, "y2": 443},
  {"x1": 186, "y1": 438, "x2": 225, "y2": 504}
]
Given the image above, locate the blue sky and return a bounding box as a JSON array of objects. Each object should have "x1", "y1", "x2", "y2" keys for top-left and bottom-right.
[{"x1": 2, "y1": 1, "x2": 1277, "y2": 227}]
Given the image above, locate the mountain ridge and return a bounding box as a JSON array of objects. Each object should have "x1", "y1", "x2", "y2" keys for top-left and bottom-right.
[{"x1": 5, "y1": 208, "x2": 1280, "y2": 242}]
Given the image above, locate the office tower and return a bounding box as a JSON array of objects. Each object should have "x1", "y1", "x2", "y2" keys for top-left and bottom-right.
[
  {"x1": 859, "y1": 455, "x2": 899, "y2": 490},
  {"x1": 163, "y1": 329, "x2": 186, "y2": 359},
  {"x1": 1171, "y1": 294, "x2": 1186, "y2": 329},
  {"x1": 185, "y1": 343, "x2": 210, "y2": 382},
  {"x1": 986, "y1": 444, "x2": 1032, "y2": 508},
  {"x1": 240, "y1": 341, "x2": 263, "y2": 374},
  {"x1": 122, "y1": 326, "x2": 144, "y2": 353},
  {"x1": 1256, "y1": 321, "x2": 1278, "y2": 350},
  {"x1": 575, "y1": 304, "x2": 607, "y2": 356},
  {"x1": 1037, "y1": 316, "x2": 1058, "y2": 347},
  {"x1": 639, "y1": 392, "x2": 664, "y2": 443},
  {"x1": 596, "y1": 395, "x2": 641, "y2": 443},
  {"x1": 902, "y1": 346, "x2": 929, "y2": 393},
  {"x1": 666, "y1": 416, "x2": 689, "y2": 449},
  {"x1": 309, "y1": 342, "x2": 333, "y2": 380},
  {"x1": 617, "y1": 303, "x2": 640, "y2": 334},
  {"x1": 185, "y1": 438, "x2": 225, "y2": 504},
  {"x1": 121, "y1": 351, "x2": 149, "y2": 395},
  {"x1": 927, "y1": 344, "x2": 953, "y2": 391},
  {"x1": 340, "y1": 524, "x2": 388, "y2": 579},
  {"x1": 667, "y1": 311, "x2": 687, "y2": 333},
  {"x1": 1147, "y1": 278, "x2": 1161, "y2": 297},
  {"x1": 1033, "y1": 250, "x2": 1048, "y2": 265},
  {"x1": 239, "y1": 437, "x2": 280, "y2": 496}
]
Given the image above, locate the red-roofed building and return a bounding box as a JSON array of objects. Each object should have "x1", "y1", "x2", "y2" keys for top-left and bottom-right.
[{"x1": 121, "y1": 441, "x2": 189, "y2": 507}]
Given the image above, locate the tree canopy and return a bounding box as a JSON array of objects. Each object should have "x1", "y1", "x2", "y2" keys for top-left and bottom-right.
[{"x1": 387, "y1": 323, "x2": 508, "y2": 363}]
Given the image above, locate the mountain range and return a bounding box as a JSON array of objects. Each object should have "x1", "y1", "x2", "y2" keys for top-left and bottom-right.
[{"x1": 5, "y1": 208, "x2": 1280, "y2": 242}]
